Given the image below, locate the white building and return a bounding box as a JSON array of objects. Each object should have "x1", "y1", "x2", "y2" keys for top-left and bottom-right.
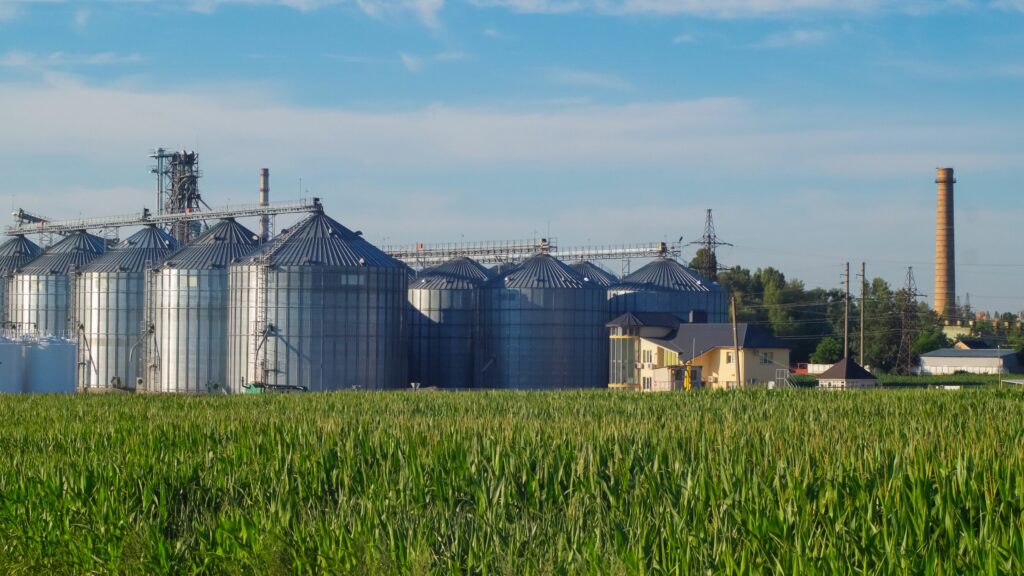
[{"x1": 918, "y1": 348, "x2": 1020, "y2": 375}]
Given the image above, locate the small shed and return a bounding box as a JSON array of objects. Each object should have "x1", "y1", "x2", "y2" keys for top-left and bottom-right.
[
  {"x1": 919, "y1": 348, "x2": 1020, "y2": 375},
  {"x1": 818, "y1": 358, "x2": 877, "y2": 389}
]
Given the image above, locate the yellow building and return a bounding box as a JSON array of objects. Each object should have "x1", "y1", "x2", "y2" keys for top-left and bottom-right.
[{"x1": 608, "y1": 312, "x2": 791, "y2": 391}]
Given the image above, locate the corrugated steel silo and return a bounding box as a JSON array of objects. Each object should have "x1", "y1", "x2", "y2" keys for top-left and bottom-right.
[
  {"x1": 408, "y1": 257, "x2": 492, "y2": 389},
  {"x1": 571, "y1": 261, "x2": 619, "y2": 287},
  {"x1": 226, "y1": 210, "x2": 408, "y2": 391},
  {"x1": 75, "y1": 225, "x2": 177, "y2": 391},
  {"x1": 6, "y1": 230, "x2": 106, "y2": 336},
  {"x1": 609, "y1": 257, "x2": 727, "y2": 323},
  {"x1": 149, "y1": 219, "x2": 258, "y2": 393},
  {"x1": 479, "y1": 253, "x2": 607, "y2": 389},
  {"x1": 0, "y1": 235, "x2": 42, "y2": 326}
]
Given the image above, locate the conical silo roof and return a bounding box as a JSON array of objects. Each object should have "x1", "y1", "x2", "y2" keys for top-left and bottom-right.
[
  {"x1": 571, "y1": 261, "x2": 619, "y2": 287},
  {"x1": 19, "y1": 230, "x2": 106, "y2": 275},
  {"x1": 81, "y1": 226, "x2": 177, "y2": 273},
  {"x1": 0, "y1": 235, "x2": 42, "y2": 274},
  {"x1": 491, "y1": 253, "x2": 600, "y2": 290},
  {"x1": 161, "y1": 218, "x2": 259, "y2": 270},
  {"x1": 243, "y1": 212, "x2": 402, "y2": 268},
  {"x1": 618, "y1": 258, "x2": 716, "y2": 293},
  {"x1": 413, "y1": 257, "x2": 493, "y2": 290}
]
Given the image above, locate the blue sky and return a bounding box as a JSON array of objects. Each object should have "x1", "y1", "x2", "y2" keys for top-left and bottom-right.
[{"x1": 0, "y1": 0, "x2": 1022, "y2": 312}]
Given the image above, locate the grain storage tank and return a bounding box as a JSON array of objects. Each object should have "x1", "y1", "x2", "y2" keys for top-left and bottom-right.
[
  {"x1": 571, "y1": 261, "x2": 619, "y2": 287},
  {"x1": 408, "y1": 257, "x2": 492, "y2": 389},
  {"x1": 0, "y1": 336, "x2": 22, "y2": 393},
  {"x1": 609, "y1": 257, "x2": 727, "y2": 323},
  {"x1": 0, "y1": 235, "x2": 42, "y2": 326},
  {"x1": 149, "y1": 218, "x2": 258, "y2": 393},
  {"x1": 7, "y1": 230, "x2": 106, "y2": 336},
  {"x1": 478, "y1": 253, "x2": 607, "y2": 389},
  {"x1": 227, "y1": 210, "x2": 408, "y2": 391},
  {"x1": 23, "y1": 336, "x2": 76, "y2": 393},
  {"x1": 75, "y1": 225, "x2": 177, "y2": 391}
]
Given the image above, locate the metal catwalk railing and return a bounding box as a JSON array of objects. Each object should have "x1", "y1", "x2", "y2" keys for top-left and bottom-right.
[{"x1": 6, "y1": 198, "x2": 322, "y2": 236}]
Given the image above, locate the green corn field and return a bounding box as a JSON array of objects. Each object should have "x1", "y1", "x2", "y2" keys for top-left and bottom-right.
[{"x1": 1, "y1": 388, "x2": 1023, "y2": 574}]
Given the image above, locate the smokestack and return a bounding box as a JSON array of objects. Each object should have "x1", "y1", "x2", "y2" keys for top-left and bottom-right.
[
  {"x1": 259, "y1": 168, "x2": 270, "y2": 243},
  {"x1": 934, "y1": 167, "x2": 955, "y2": 322}
]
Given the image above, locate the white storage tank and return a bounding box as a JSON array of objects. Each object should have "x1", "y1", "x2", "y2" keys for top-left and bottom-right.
[
  {"x1": 23, "y1": 337, "x2": 76, "y2": 394},
  {"x1": 0, "y1": 337, "x2": 22, "y2": 393}
]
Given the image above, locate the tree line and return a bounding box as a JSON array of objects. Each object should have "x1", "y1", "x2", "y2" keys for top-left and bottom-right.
[{"x1": 691, "y1": 251, "x2": 1024, "y2": 374}]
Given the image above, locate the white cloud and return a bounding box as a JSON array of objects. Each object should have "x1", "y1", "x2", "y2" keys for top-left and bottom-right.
[
  {"x1": 0, "y1": 3, "x2": 20, "y2": 22},
  {"x1": 993, "y1": 0, "x2": 1024, "y2": 11},
  {"x1": 468, "y1": 0, "x2": 972, "y2": 17},
  {"x1": 73, "y1": 8, "x2": 90, "y2": 29},
  {"x1": 0, "y1": 51, "x2": 144, "y2": 68},
  {"x1": 672, "y1": 33, "x2": 695, "y2": 43},
  {"x1": 355, "y1": 0, "x2": 444, "y2": 27},
  {"x1": 0, "y1": 75, "x2": 1018, "y2": 176},
  {"x1": 755, "y1": 28, "x2": 827, "y2": 48},
  {"x1": 399, "y1": 52, "x2": 423, "y2": 72}
]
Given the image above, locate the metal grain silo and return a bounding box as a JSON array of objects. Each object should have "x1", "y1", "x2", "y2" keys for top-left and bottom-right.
[
  {"x1": 609, "y1": 257, "x2": 727, "y2": 323},
  {"x1": 75, "y1": 225, "x2": 177, "y2": 391},
  {"x1": 408, "y1": 257, "x2": 492, "y2": 389},
  {"x1": 478, "y1": 253, "x2": 607, "y2": 389},
  {"x1": 226, "y1": 210, "x2": 408, "y2": 392},
  {"x1": 571, "y1": 261, "x2": 619, "y2": 288},
  {"x1": 148, "y1": 218, "x2": 258, "y2": 393},
  {"x1": 6, "y1": 230, "x2": 106, "y2": 336},
  {"x1": 0, "y1": 235, "x2": 42, "y2": 326}
]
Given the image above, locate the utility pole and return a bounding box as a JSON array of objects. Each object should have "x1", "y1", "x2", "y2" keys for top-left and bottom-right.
[
  {"x1": 731, "y1": 295, "x2": 742, "y2": 388},
  {"x1": 859, "y1": 262, "x2": 866, "y2": 365},
  {"x1": 843, "y1": 262, "x2": 850, "y2": 359}
]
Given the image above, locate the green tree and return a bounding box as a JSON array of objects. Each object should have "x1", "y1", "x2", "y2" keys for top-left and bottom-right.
[
  {"x1": 810, "y1": 337, "x2": 844, "y2": 364},
  {"x1": 912, "y1": 329, "x2": 951, "y2": 358}
]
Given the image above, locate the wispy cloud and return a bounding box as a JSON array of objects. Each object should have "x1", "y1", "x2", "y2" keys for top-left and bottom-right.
[
  {"x1": 546, "y1": 68, "x2": 632, "y2": 90},
  {"x1": 400, "y1": 52, "x2": 423, "y2": 72},
  {"x1": 468, "y1": 0, "x2": 971, "y2": 18},
  {"x1": 754, "y1": 29, "x2": 827, "y2": 48},
  {"x1": 0, "y1": 51, "x2": 144, "y2": 69},
  {"x1": 993, "y1": 0, "x2": 1024, "y2": 12},
  {"x1": 672, "y1": 33, "x2": 695, "y2": 44},
  {"x1": 73, "y1": 8, "x2": 90, "y2": 29},
  {"x1": 0, "y1": 2, "x2": 20, "y2": 22},
  {"x1": 355, "y1": 0, "x2": 444, "y2": 28}
]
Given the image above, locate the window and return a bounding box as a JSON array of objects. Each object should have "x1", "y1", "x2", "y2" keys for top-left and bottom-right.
[
  {"x1": 726, "y1": 352, "x2": 733, "y2": 364},
  {"x1": 761, "y1": 351, "x2": 774, "y2": 365}
]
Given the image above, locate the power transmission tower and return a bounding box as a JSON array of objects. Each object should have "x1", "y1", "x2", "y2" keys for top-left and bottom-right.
[
  {"x1": 896, "y1": 267, "x2": 921, "y2": 375},
  {"x1": 688, "y1": 209, "x2": 732, "y2": 281}
]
